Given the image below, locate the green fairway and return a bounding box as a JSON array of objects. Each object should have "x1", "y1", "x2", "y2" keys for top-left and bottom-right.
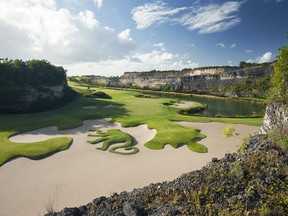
[
  {"x1": 88, "y1": 129, "x2": 139, "y2": 155},
  {"x1": 0, "y1": 81, "x2": 264, "y2": 166}
]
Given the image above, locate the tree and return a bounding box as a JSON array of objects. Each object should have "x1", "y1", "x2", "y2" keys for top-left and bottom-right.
[{"x1": 270, "y1": 45, "x2": 288, "y2": 103}]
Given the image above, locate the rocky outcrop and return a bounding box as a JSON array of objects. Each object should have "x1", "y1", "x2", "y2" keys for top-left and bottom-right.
[
  {"x1": 90, "y1": 65, "x2": 273, "y2": 97},
  {"x1": 260, "y1": 102, "x2": 288, "y2": 134},
  {"x1": 0, "y1": 83, "x2": 75, "y2": 113}
]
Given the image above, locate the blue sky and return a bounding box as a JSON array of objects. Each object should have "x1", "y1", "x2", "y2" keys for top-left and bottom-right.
[{"x1": 0, "y1": 0, "x2": 287, "y2": 76}]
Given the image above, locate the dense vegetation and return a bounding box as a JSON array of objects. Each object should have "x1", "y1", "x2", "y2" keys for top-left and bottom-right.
[
  {"x1": 223, "y1": 73, "x2": 271, "y2": 98},
  {"x1": 239, "y1": 61, "x2": 272, "y2": 68},
  {"x1": 270, "y1": 45, "x2": 288, "y2": 103},
  {"x1": 0, "y1": 59, "x2": 76, "y2": 113}
]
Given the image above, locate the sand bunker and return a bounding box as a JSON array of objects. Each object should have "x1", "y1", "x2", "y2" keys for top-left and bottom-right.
[
  {"x1": 172, "y1": 101, "x2": 193, "y2": 108},
  {"x1": 104, "y1": 104, "x2": 118, "y2": 108},
  {"x1": 82, "y1": 106, "x2": 98, "y2": 109},
  {"x1": 1, "y1": 119, "x2": 259, "y2": 216}
]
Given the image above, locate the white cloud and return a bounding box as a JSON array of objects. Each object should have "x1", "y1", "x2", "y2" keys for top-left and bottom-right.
[
  {"x1": 153, "y1": 42, "x2": 166, "y2": 51},
  {"x1": 65, "y1": 50, "x2": 198, "y2": 76},
  {"x1": 245, "y1": 49, "x2": 253, "y2": 53},
  {"x1": 0, "y1": 0, "x2": 135, "y2": 64},
  {"x1": 117, "y1": 29, "x2": 132, "y2": 42},
  {"x1": 153, "y1": 42, "x2": 165, "y2": 48},
  {"x1": 132, "y1": 1, "x2": 243, "y2": 34},
  {"x1": 216, "y1": 42, "x2": 236, "y2": 48},
  {"x1": 216, "y1": 43, "x2": 226, "y2": 48},
  {"x1": 78, "y1": 10, "x2": 99, "y2": 29},
  {"x1": 178, "y1": 1, "x2": 243, "y2": 33},
  {"x1": 256, "y1": 52, "x2": 273, "y2": 63},
  {"x1": 93, "y1": 0, "x2": 103, "y2": 9},
  {"x1": 248, "y1": 52, "x2": 273, "y2": 63},
  {"x1": 0, "y1": 0, "x2": 203, "y2": 77},
  {"x1": 187, "y1": 43, "x2": 196, "y2": 48},
  {"x1": 131, "y1": 1, "x2": 187, "y2": 30}
]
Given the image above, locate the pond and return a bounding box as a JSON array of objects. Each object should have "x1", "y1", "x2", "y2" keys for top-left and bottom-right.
[
  {"x1": 189, "y1": 95, "x2": 266, "y2": 117},
  {"x1": 140, "y1": 90, "x2": 266, "y2": 117}
]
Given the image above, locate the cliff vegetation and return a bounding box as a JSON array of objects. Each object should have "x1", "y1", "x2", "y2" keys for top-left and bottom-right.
[{"x1": 0, "y1": 59, "x2": 76, "y2": 113}]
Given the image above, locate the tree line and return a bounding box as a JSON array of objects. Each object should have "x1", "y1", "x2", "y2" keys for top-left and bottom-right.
[{"x1": 0, "y1": 59, "x2": 76, "y2": 113}]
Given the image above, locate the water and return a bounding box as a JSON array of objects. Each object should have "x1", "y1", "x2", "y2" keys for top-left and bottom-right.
[
  {"x1": 144, "y1": 91, "x2": 266, "y2": 117},
  {"x1": 189, "y1": 95, "x2": 266, "y2": 117}
]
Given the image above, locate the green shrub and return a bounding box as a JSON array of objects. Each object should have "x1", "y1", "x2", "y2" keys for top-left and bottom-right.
[
  {"x1": 268, "y1": 131, "x2": 288, "y2": 148},
  {"x1": 269, "y1": 45, "x2": 288, "y2": 102},
  {"x1": 134, "y1": 94, "x2": 151, "y2": 98},
  {"x1": 177, "y1": 103, "x2": 207, "y2": 115},
  {"x1": 222, "y1": 125, "x2": 235, "y2": 138},
  {"x1": 85, "y1": 91, "x2": 112, "y2": 99},
  {"x1": 239, "y1": 136, "x2": 250, "y2": 153}
]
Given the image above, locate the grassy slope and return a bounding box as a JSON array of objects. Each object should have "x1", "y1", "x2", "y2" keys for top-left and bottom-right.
[
  {"x1": 0, "y1": 81, "x2": 264, "y2": 166},
  {"x1": 0, "y1": 82, "x2": 127, "y2": 166}
]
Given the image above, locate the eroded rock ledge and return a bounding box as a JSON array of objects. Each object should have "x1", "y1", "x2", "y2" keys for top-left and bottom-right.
[
  {"x1": 86, "y1": 65, "x2": 273, "y2": 98},
  {"x1": 260, "y1": 102, "x2": 288, "y2": 134}
]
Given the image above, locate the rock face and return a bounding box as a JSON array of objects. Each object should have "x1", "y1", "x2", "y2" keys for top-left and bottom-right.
[
  {"x1": 90, "y1": 65, "x2": 273, "y2": 97},
  {"x1": 260, "y1": 102, "x2": 288, "y2": 134},
  {"x1": 0, "y1": 83, "x2": 74, "y2": 113}
]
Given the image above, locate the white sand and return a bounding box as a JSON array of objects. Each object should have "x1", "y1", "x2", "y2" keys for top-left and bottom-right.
[
  {"x1": 104, "y1": 105, "x2": 118, "y2": 108},
  {"x1": 0, "y1": 119, "x2": 259, "y2": 216},
  {"x1": 82, "y1": 106, "x2": 98, "y2": 109},
  {"x1": 172, "y1": 101, "x2": 193, "y2": 108}
]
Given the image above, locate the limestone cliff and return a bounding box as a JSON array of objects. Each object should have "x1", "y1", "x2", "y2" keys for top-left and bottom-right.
[
  {"x1": 90, "y1": 65, "x2": 273, "y2": 97},
  {"x1": 0, "y1": 82, "x2": 75, "y2": 113},
  {"x1": 0, "y1": 59, "x2": 77, "y2": 113},
  {"x1": 260, "y1": 102, "x2": 288, "y2": 134}
]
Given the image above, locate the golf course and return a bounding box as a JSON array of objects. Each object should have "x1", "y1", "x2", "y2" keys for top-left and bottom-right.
[
  {"x1": 0, "y1": 80, "x2": 265, "y2": 166},
  {"x1": 0, "y1": 80, "x2": 263, "y2": 215}
]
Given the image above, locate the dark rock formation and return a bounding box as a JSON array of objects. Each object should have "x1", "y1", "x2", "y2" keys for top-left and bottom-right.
[
  {"x1": 0, "y1": 83, "x2": 75, "y2": 113},
  {"x1": 0, "y1": 59, "x2": 76, "y2": 113}
]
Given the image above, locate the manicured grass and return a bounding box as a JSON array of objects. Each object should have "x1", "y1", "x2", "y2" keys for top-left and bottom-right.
[
  {"x1": 88, "y1": 129, "x2": 138, "y2": 155},
  {"x1": 0, "y1": 90, "x2": 127, "y2": 166},
  {"x1": 0, "y1": 134, "x2": 72, "y2": 166},
  {"x1": 0, "y1": 81, "x2": 264, "y2": 166},
  {"x1": 143, "y1": 120, "x2": 207, "y2": 153}
]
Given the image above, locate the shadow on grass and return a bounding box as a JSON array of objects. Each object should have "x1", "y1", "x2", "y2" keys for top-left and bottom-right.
[{"x1": 0, "y1": 97, "x2": 130, "y2": 166}]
